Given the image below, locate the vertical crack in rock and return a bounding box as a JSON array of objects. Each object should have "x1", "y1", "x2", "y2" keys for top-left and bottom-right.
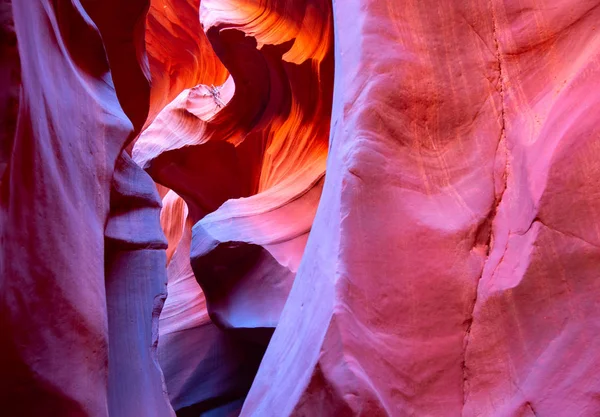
[
  {"x1": 462, "y1": 2, "x2": 509, "y2": 411},
  {"x1": 527, "y1": 401, "x2": 539, "y2": 417},
  {"x1": 151, "y1": 291, "x2": 173, "y2": 404}
]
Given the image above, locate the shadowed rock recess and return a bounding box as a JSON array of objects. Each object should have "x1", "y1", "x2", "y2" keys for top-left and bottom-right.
[{"x1": 1, "y1": 0, "x2": 599, "y2": 416}]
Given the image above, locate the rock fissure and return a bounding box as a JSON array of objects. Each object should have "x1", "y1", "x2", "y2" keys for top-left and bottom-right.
[
  {"x1": 536, "y1": 218, "x2": 600, "y2": 249},
  {"x1": 462, "y1": 2, "x2": 509, "y2": 411},
  {"x1": 6, "y1": 0, "x2": 600, "y2": 415},
  {"x1": 514, "y1": 216, "x2": 599, "y2": 249},
  {"x1": 527, "y1": 401, "x2": 539, "y2": 417}
]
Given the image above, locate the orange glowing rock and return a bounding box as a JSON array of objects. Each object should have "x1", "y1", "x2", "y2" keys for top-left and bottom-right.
[
  {"x1": 5, "y1": 0, "x2": 600, "y2": 415},
  {"x1": 145, "y1": 0, "x2": 228, "y2": 127},
  {"x1": 135, "y1": 0, "x2": 334, "y2": 413}
]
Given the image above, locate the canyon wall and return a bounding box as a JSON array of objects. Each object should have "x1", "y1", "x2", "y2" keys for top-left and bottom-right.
[
  {"x1": 0, "y1": 0, "x2": 173, "y2": 415},
  {"x1": 242, "y1": 1, "x2": 600, "y2": 415},
  {"x1": 1, "y1": 0, "x2": 600, "y2": 416}
]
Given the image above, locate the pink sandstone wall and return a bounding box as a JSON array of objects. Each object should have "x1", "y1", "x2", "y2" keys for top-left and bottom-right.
[{"x1": 1, "y1": 0, "x2": 599, "y2": 416}]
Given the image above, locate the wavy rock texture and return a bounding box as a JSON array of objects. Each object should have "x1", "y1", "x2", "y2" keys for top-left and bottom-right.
[
  {"x1": 0, "y1": 0, "x2": 19, "y2": 181},
  {"x1": 241, "y1": 1, "x2": 600, "y2": 416},
  {"x1": 134, "y1": 0, "x2": 334, "y2": 414},
  {"x1": 0, "y1": 0, "x2": 173, "y2": 415},
  {"x1": 462, "y1": 2, "x2": 600, "y2": 415},
  {"x1": 3, "y1": 0, "x2": 600, "y2": 416},
  {"x1": 105, "y1": 153, "x2": 174, "y2": 417},
  {"x1": 145, "y1": 0, "x2": 228, "y2": 128},
  {"x1": 158, "y1": 194, "x2": 267, "y2": 416}
]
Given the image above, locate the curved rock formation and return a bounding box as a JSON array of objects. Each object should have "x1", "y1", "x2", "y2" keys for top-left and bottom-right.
[
  {"x1": 105, "y1": 153, "x2": 174, "y2": 417},
  {"x1": 0, "y1": 0, "x2": 173, "y2": 415},
  {"x1": 132, "y1": 0, "x2": 334, "y2": 413},
  {"x1": 145, "y1": 0, "x2": 228, "y2": 128},
  {"x1": 241, "y1": 1, "x2": 600, "y2": 416},
  {"x1": 135, "y1": 0, "x2": 334, "y2": 414},
  {"x1": 158, "y1": 195, "x2": 266, "y2": 415},
  {"x1": 3, "y1": 0, "x2": 600, "y2": 416}
]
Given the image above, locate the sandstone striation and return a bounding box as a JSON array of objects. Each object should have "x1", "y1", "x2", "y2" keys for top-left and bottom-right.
[
  {"x1": 0, "y1": 0, "x2": 173, "y2": 415},
  {"x1": 134, "y1": 0, "x2": 334, "y2": 413},
  {"x1": 242, "y1": 1, "x2": 600, "y2": 416},
  {"x1": 2, "y1": 0, "x2": 600, "y2": 416}
]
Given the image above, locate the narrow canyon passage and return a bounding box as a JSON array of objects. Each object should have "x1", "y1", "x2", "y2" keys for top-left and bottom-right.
[{"x1": 1, "y1": 0, "x2": 600, "y2": 416}]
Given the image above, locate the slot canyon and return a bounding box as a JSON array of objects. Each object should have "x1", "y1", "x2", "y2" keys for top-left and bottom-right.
[{"x1": 1, "y1": 0, "x2": 600, "y2": 416}]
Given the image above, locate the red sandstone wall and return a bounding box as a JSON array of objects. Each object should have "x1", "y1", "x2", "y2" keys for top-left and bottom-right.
[{"x1": 1, "y1": 0, "x2": 600, "y2": 416}]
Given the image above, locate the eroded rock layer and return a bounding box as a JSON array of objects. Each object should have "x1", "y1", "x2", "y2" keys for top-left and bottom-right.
[
  {"x1": 136, "y1": 0, "x2": 334, "y2": 413},
  {"x1": 2, "y1": 0, "x2": 600, "y2": 416},
  {"x1": 0, "y1": 0, "x2": 173, "y2": 415},
  {"x1": 242, "y1": 1, "x2": 600, "y2": 416}
]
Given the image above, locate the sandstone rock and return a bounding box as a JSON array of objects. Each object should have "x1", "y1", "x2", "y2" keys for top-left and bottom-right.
[
  {"x1": 135, "y1": 0, "x2": 334, "y2": 413},
  {"x1": 241, "y1": 1, "x2": 600, "y2": 416},
  {"x1": 4, "y1": 0, "x2": 600, "y2": 416},
  {"x1": 0, "y1": 0, "x2": 172, "y2": 415},
  {"x1": 105, "y1": 152, "x2": 174, "y2": 417},
  {"x1": 157, "y1": 195, "x2": 266, "y2": 415},
  {"x1": 0, "y1": 0, "x2": 19, "y2": 181},
  {"x1": 145, "y1": 0, "x2": 228, "y2": 128}
]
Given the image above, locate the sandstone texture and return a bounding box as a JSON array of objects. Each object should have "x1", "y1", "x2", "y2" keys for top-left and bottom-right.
[
  {"x1": 242, "y1": 1, "x2": 600, "y2": 416},
  {"x1": 1, "y1": 0, "x2": 600, "y2": 416},
  {"x1": 0, "y1": 0, "x2": 173, "y2": 415}
]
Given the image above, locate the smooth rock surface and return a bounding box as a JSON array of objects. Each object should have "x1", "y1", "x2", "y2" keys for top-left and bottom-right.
[
  {"x1": 240, "y1": 0, "x2": 600, "y2": 416},
  {"x1": 157, "y1": 194, "x2": 267, "y2": 416},
  {"x1": 105, "y1": 152, "x2": 174, "y2": 417},
  {"x1": 3, "y1": 0, "x2": 600, "y2": 416},
  {"x1": 0, "y1": 0, "x2": 173, "y2": 415}
]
